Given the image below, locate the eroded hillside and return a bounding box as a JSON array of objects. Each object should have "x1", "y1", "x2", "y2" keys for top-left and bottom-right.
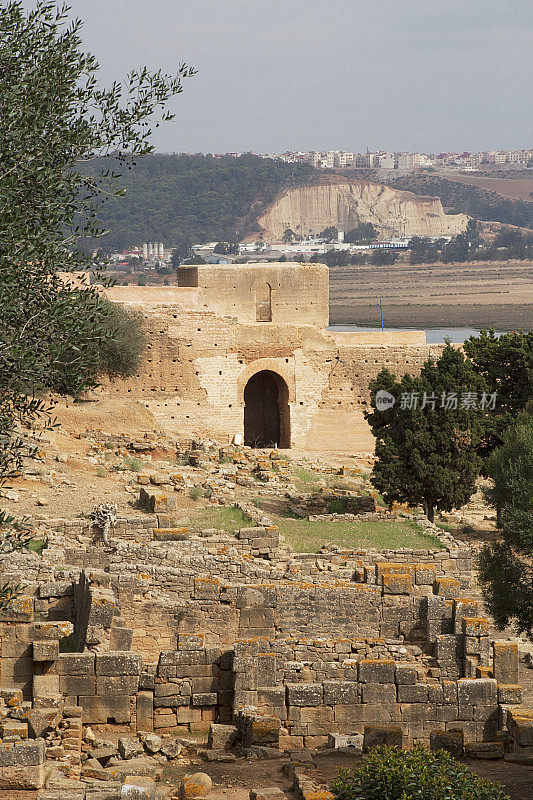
[{"x1": 254, "y1": 180, "x2": 470, "y2": 240}]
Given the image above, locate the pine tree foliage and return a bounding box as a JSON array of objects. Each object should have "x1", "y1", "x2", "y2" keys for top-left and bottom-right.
[
  {"x1": 478, "y1": 416, "x2": 533, "y2": 638},
  {"x1": 365, "y1": 345, "x2": 487, "y2": 522}
]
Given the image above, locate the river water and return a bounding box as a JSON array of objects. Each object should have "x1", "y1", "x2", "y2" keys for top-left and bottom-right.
[{"x1": 328, "y1": 326, "x2": 504, "y2": 344}]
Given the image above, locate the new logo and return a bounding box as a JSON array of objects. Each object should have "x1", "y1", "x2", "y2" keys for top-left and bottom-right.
[{"x1": 375, "y1": 390, "x2": 396, "y2": 411}]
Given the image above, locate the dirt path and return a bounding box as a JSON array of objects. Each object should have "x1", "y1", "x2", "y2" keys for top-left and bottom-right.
[{"x1": 183, "y1": 752, "x2": 532, "y2": 800}]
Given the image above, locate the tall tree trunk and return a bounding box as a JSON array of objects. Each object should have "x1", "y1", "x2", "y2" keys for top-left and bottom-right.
[
  {"x1": 496, "y1": 503, "x2": 502, "y2": 529},
  {"x1": 426, "y1": 502, "x2": 435, "y2": 523}
]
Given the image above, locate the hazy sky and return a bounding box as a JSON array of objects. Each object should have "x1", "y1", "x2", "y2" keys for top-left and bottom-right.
[{"x1": 22, "y1": 0, "x2": 532, "y2": 154}]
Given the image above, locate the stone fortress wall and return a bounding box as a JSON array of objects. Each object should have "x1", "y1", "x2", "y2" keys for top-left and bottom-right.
[{"x1": 105, "y1": 263, "x2": 444, "y2": 452}]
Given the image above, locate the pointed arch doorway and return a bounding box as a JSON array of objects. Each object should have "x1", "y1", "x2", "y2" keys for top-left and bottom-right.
[{"x1": 243, "y1": 370, "x2": 290, "y2": 448}]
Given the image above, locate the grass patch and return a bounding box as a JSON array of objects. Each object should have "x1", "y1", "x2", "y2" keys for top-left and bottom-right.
[
  {"x1": 291, "y1": 466, "x2": 326, "y2": 492},
  {"x1": 435, "y1": 521, "x2": 457, "y2": 533},
  {"x1": 178, "y1": 506, "x2": 255, "y2": 533},
  {"x1": 291, "y1": 467, "x2": 370, "y2": 496},
  {"x1": 270, "y1": 515, "x2": 445, "y2": 553},
  {"x1": 123, "y1": 456, "x2": 143, "y2": 472},
  {"x1": 327, "y1": 477, "x2": 363, "y2": 491},
  {"x1": 27, "y1": 539, "x2": 46, "y2": 556}
]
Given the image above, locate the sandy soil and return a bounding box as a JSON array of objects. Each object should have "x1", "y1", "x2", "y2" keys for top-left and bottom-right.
[
  {"x1": 329, "y1": 261, "x2": 533, "y2": 329},
  {"x1": 0, "y1": 395, "x2": 179, "y2": 520}
]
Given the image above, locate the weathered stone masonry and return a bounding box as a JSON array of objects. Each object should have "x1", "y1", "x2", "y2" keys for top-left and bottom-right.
[
  {"x1": 0, "y1": 516, "x2": 525, "y2": 764},
  {"x1": 104, "y1": 263, "x2": 444, "y2": 451}
]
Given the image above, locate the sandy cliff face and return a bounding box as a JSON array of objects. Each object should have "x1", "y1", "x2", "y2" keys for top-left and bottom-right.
[{"x1": 255, "y1": 181, "x2": 469, "y2": 240}]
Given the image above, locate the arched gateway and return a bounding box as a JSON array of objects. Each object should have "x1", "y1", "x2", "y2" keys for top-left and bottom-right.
[{"x1": 243, "y1": 370, "x2": 290, "y2": 448}]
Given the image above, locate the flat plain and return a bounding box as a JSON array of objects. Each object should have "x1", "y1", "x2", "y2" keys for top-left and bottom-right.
[{"x1": 329, "y1": 260, "x2": 533, "y2": 330}]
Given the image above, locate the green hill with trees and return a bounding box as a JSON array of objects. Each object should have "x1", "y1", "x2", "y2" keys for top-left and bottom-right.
[{"x1": 81, "y1": 154, "x2": 318, "y2": 251}]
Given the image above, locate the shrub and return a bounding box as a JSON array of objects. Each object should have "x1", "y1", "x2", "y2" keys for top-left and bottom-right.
[
  {"x1": 96, "y1": 299, "x2": 146, "y2": 379},
  {"x1": 331, "y1": 746, "x2": 509, "y2": 800},
  {"x1": 188, "y1": 487, "x2": 202, "y2": 500},
  {"x1": 328, "y1": 497, "x2": 347, "y2": 514},
  {"x1": 123, "y1": 456, "x2": 142, "y2": 472},
  {"x1": 95, "y1": 466, "x2": 107, "y2": 477}
]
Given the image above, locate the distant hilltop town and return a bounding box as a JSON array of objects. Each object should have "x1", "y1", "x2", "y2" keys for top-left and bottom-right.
[{"x1": 217, "y1": 148, "x2": 533, "y2": 170}]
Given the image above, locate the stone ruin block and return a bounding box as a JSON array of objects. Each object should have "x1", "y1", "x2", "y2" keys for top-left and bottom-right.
[
  {"x1": 453, "y1": 599, "x2": 479, "y2": 634},
  {"x1": 33, "y1": 674, "x2": 59, "y2": 699},
  {"x1": 0, "y1": 720, "x2": 28, "y2": 739},
  {"x1": 136, "y1": 690, "x2": 154, "y2": 733},
  {"x1": 192, "y1": 692, "x2": 217, "y2": 707},
  {"x1": 153, "y1": 527, "x2": 188, "y2": 541},
  {"x1": 397, "y1": 684, "x2": 429, "y2": 703},
  {"x1": 435, "y1": 635, "x2": 463, "y2": 679},
  {"x1": 507, "y1": 709, "x2": 533, "y2": 747},
  {"x1": 382, "y1": 573, "x2": 412, "y2": 595},
  {"x1": 26, "y1": 707, "x2": 61, "y2": 739},
  {"x1": 430, "y1": 729, "x2": 464, "y2": 757},
  {"x1": 96, "y1": 651, "x2": 143, "y2": 676},
  {"x1": 121, "y1": 775, "x2": 156, "y2": 799},
  {"x1": 0, "y1": 738, "x2": 46, "y2": 790},
  {"x1": 286, "y1": 683, "x2": 323, "y2": 707},
  {"x1": 395, "y1": 664, "x2": 417, "y2": 685},
  {"x1": 358, "y1": 659, "x2": 396, "y2": 684},
  {"x1": 177, "y1": 633, "x2": 206, "y2": 651},
  {"x1": 434, "y1": 577, "x2": 461, "y2": 599},
  {"x1": 208, "y1": 723, "x2": 238, "y2": 750},
  {"x1": 328, "y1": 732, "x2": 363, "y2": 750},
  {"x1": 375, "y1": 562, "x2": 415, "y2": 582},
  {"x1": 323, "y1": 681, "x2": 358, "y2": 706},
  {"x1": 60, "y1": 672, "x2": 96, "y2": 697},
  {"x1": 456, "y1": 678, "x2": 497, "y2": 710},
  {"x1": 78, "y1": 695, "x2": 131, "y2": 725},
  {"x1": 235, "y1": 710, "x2": 281, "y2": 748},
  {"x1": 57, "y1": 652, "x2": 95, "y2": 675},
  {"x1": 139, "y1": 487, "x2": 177, "y2": 513},
  {"x1": 414, "y1": 565, "x2": 437, "y2": 586},
  {"x1": 362, "y1": 683, "x2": 396, "y2": 704},
  {"x1": 497, "y1": 684, "x2": 522, "y2": 704},
  {"x1": 462, "y1": 617, "x2": 491, "y2": 677},
  {"x1": 256, "y1": 653, "x2": 276, "y2": 686},
  {"x1": 256, "y1": 687, "x2": 286, "y2": 721},
  {"x1": 0, "y1": 595, "x2": 34, "y2": 623},
  {"x1": 363, "y1": 724, "x2": 403, "y2": 751},
  {"x1": 493, "y1": 642, "x2": 519, "y2": 684},
  {"x1": 32, "y1": 640, "x2": 58, "y2": 662},
  {"x1": 193, "y1": 576, "x2": 221, "y2": 601},
  {"x1": 38, "y1": 581, "x2": 73, "y2": 599},
  {"x1": 31, "y1": 620, "x2": 74, "y2": 641},
  {"x1": 97, "y1": 675, "x2": 139, "y2": 696},
  {"x1": 425, "y1": 595, "x2": 453, "y2": 641},
  {"x1": 465, "y1": 741, "x2": 504, "y2": 759}
]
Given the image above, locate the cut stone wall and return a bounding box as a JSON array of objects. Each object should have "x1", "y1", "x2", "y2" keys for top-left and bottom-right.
[{"x1": 103, "y1": 264, "x2": 445, "y2": 451}]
